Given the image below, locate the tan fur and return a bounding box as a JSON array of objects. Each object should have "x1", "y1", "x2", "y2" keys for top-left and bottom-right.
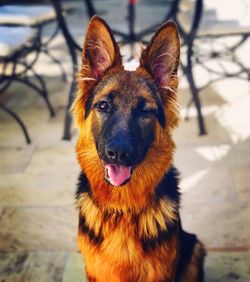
[
  {"x1": 77, "y1": 193, "x2": 177, "y2": 243},
  {"x1": 78, "y1": 228, "x2": 179, "y2": 282}
]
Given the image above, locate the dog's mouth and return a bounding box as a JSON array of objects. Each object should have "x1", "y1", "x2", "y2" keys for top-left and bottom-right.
[{"x1": 104, "y1": 163, "x2": 132, "y2": 187}]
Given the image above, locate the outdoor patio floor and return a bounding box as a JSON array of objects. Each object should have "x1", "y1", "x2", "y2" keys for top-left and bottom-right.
[{"x1": 0, "y1": 1, "x2": 250, "y2": 281}]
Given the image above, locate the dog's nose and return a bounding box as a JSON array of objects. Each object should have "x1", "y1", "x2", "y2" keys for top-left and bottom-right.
[{"x1": 105, "y1": 143, "x2": 132, "y2": 163}]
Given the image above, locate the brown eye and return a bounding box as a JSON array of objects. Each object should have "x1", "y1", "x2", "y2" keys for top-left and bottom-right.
[{"x1": 97, "y1": 101, "x2": 111, "y2": 113}]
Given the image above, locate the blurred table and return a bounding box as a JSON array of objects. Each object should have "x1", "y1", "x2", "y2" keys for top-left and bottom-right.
[{"x1": 0, "y1": 1, "x2": 63, "y2": 143}]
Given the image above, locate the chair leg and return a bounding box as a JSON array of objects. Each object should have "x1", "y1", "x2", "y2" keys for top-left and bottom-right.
[
  {"x1": 52, "y1": 0, "x2": 79, "y2": 140},
  {"x1": 0, "y1": 104, "x2": 31, "y2": 144},
  {"x1": 185, "y1": 45, "x2": 207, "y2": 135},
  {"x1": 62, "y1": 79, "x2": 76, "y2": 140}
]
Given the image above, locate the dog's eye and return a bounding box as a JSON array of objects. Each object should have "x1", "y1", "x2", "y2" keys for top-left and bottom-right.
[{"x1": 97, "y1": 101, "x2": 111, "y2": 113}]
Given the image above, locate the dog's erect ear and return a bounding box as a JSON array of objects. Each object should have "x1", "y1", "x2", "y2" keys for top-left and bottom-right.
[
  {"x1": 139, "y1": 21, "x2": 180, "y2": 88},
  {"x1": 81, "y1": 16, "x2": 122, "y2": 80}
]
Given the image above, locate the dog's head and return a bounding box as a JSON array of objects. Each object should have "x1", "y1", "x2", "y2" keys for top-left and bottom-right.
[{"x1": 72, "y1": 16, "x2": 180, "y2": 208}]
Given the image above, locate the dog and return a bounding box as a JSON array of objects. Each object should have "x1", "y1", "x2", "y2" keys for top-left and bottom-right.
[{"x1": 72, "y1": 15, "x2": 206, "y2": 282}]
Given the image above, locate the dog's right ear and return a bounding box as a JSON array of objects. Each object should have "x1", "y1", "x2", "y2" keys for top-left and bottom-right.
[
  {"x1": 73, "y1": 16, "x2": 122, "y2": 126},
  {"x1": 80, "y1": 16, "x2": 122, "y2": 81}
]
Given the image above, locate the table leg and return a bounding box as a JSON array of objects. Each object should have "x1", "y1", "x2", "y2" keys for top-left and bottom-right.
[
  {"x1": 62, "y1": 79, "x2": 76, "y2": 140},
  {"x1": 51, "y1": 0, "x2": 79, "y2": 140}
]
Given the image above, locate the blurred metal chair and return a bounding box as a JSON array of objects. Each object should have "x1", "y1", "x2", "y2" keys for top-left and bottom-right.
[
  {"x1": 0, "y1": 3, "x2": 73, "y2": 143},
  {"x1": 179, "y1": 0, "x2": 250, "y2": 83},
  {"x1": 0, "y1": 26, "x2": 37, "y2": 143},
  {"x1": 177, "y1": 0, "x2": 250, "y2": 132}
]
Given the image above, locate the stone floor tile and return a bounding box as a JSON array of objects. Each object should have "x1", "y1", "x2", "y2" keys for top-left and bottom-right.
[
  {"x1": 219, "y1": 139, "x2": 250, "y2": 168},
  {"x1": 62, "y1": 253, "x2": 86, "y2": 282},
  {"x1": 180, "y1": 166, "x2": 237, "y2": 208},
  {"x1": 0, "y1": 252, "x2": 68, "y2": 282},
  {"x1": 0, "y1": 169, "x2": 78, "y2": 206},
  {"x1": 174, "y1": 112, "x2": 233, "y2": 146},
  {"x1": 25, "y1": 145, "x2": 77, "y2": 173},
  {"x1": 205, "y1": 252, "x2": 250, "y2": 282},
  {"x1": 0, "y1": 207, "x2": 78, "y2": 252},
  {"x1": 0, "y1": 100, "x2": 73, "y2": 149},
  {"x1": 0, "y1": 146, "x2": 35, "y2": 174},
  {"x1": 181, "y1": 200, "x2": 250, "y2": 248},
  {"x1": 231, "y1": 169, "x2": 250, "y2": 202}
]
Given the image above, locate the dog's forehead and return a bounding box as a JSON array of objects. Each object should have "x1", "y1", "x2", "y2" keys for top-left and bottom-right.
[{"x1": 94, "y1": 71, "x2": 156, "y2": 104}]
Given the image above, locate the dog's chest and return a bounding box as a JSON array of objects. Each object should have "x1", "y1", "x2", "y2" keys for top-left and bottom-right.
[
  {"x1": 79, "y1": 214, "x2": 179, "y2": 282},
  {"x1": 80, "y1": 202, "x2": 177, "y2": 259},
  {"x1": 102, "y1": 218, "x2": 141, "y2": 263},
  {"x1": 78, "y1": 194, "x2": 179, "y2": 281}
]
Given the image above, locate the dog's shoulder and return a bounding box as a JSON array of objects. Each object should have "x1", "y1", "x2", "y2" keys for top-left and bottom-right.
[{"x1": 156, "y1": 165, "x2": 181, "y2": 205}]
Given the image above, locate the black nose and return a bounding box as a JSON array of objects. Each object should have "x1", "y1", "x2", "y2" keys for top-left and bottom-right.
[{"x1": 105, "y1": 142, "x2": 132, "y2": 163}]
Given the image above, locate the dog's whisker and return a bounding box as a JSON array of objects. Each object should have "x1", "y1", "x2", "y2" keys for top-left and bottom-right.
[
  {"x1": 154, "y1": 51, "x2": 176, "y2": 62},
  {"x1": 81, "y1": 77, "x2": 97, "y2": 81},
  {"x1": 161, "y1": 86, "x2": 177, "y2": 94}
]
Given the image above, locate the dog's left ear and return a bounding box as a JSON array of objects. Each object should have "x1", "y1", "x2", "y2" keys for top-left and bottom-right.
[
  {"x1": 81, "y1": 15, "x2": 122, "y2": 81},
  {"x1": 139, "y1": 21, "x2": 180, "y2": 89}
]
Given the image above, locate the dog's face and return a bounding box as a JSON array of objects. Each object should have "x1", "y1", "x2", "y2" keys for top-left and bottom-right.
[
  {"x1": 90, "y1": 71, "x2": 166, "y2": 186},
  {"x1": 73, "y1": 16, "x2": 180, "y2": 201}
]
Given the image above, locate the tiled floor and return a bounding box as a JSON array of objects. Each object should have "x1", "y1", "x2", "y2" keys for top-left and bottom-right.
[{"x1": 0, "y1": 1, "x2": 250, "y2": 281}]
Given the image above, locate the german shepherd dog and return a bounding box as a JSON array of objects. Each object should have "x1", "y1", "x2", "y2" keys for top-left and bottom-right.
[{"x1": 72, "y1": 16, "x2": 206, "y2": 282}]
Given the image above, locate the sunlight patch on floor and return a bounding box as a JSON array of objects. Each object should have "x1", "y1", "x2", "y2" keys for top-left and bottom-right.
[
  {"x1": 216, "y1": 95, "x2": 250, "y2": 143},
  {"x1": 180, "y1": 105, "x2": 219, "y2": 119},
  {"x1": 180, "y1": 168, "x2": 210, "y2": 192},
  {"x1": 196, "y1": 145, "x2": 231, "y2": 162}
]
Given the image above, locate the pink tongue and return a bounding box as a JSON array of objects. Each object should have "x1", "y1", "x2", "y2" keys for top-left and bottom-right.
[{"x1": 105, "y1": 164, "x2": 131, "y2": 187}]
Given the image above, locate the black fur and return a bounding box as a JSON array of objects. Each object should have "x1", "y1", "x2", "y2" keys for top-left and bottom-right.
[
  {"x1": 79, "y1": 214, "x2": 103, "y2": 245},
  {"x1": 146, "y1": 80, "x2": 166, "y2": 127},
  {"x1": 178, "y1": 229, "x2": 197, "y2": 271},
  {"x1": 141, "y1": 221, "x2": 177, "y2": 252},
  {"x1": 85, "y1": 89, "x2": 95, "y2": 119},
  {"x1": 75, "y1": 172, "x2": 91, "y2": 200},
  {"x1": 176, "y1": 227, "x2": 205, "y2": 282},
  {"x1": 156, "y1": 166, "x2": 181, "y2": 205}
]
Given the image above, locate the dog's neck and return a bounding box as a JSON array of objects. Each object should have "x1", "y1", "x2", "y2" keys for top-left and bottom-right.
[{"x1": 76, "y1": 166, "x2": 180, "y2": 213}]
